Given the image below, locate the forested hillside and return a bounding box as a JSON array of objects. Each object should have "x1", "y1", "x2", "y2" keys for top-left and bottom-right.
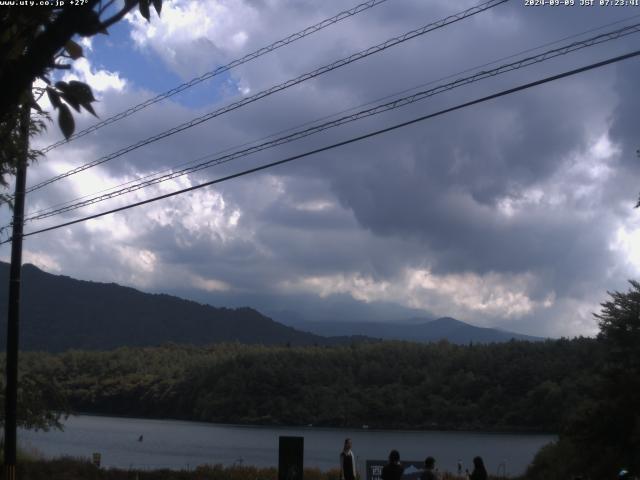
[
  {"x1": 0, "y1": 263, "x2": 348, "y2": 350},
  {"x1": 18, "y1": 338, "x2": 599, "y2": 432},
  {"x1": 0, "y1": 263, "x2": 541, "y2": 350}
]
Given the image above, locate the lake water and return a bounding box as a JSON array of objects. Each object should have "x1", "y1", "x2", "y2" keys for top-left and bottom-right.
[{"x1": 19, "y1": 415, "x2": 554, "y2": 476}]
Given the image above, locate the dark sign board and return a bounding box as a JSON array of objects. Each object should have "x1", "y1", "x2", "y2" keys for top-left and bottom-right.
[
  {"x1": 279, "y1": 436, "x2": 304, "y2": 480},
  {"x1": 366, "y1": 460, "x2": 425, "y2": 480}
]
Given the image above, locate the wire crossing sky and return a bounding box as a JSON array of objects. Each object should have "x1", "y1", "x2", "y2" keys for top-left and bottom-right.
[
  {"x1": 23, "y1": 12, "x2": 640, "y2": 221},
  {"x1": 9, "y1": 48, "x2": 640, "y2": 244},
  {"x1": 25, "y1": 0, "x2": 509, "y2": 194},
  {"x1": 38, "y1": 0, "x2": 392, "y2": 154},
  {"x1": 20, "y1": 21, "x2": 640, "y2": 224},
  {"x1": 4, "y1": 0, "x2": 640, "y2": 337}
]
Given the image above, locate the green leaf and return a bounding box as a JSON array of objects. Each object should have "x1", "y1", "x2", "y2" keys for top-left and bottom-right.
[
  {"x1": 30, "y1": 97, "x2": 43, "y2": 114},
  {"x1": 58, "y1": 104, "x2": 75, "y2": 139},
  {"x1": 61, "y1": 93, "x2": 81, "y2": 113},
  {"x1": 139, "y1": 0, "x2": 150, "y2": 21},
  {"x1": 55, "y1": 81, "x2": 80, "y2": 112},
  {"x1": 47, "y1": 88, "x2": 61, "y2": 108},
  {"x1": 64, "y1": 40, "x2": 83, "y2": 60},
  {"x1": 67, "y1": 81, "x2": 96, "y2": 103},
  {"x1": 152, "y1": 0, "x2": 162, "y2": 15},
  {"x1": 61, "y1": 81, "x2": 97, "y2": 116},
  {"x1": 83, "y1": 101, "x2": 98, "y2": 118}
]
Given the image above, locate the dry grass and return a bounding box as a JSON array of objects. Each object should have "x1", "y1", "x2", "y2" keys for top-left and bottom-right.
[{"x1": 0, "y1": 458, "x2": 512, "y2": 480}]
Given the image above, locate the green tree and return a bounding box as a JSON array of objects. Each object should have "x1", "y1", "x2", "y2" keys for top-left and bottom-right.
[
  {"x1": 526, "y1": 281, "x2": 640, "y2": 479},
  {"x1": 0, "y1": 356, "x2": 69, "y2": 431},
  {"x1": 590, "y1": 280, "x2": 640, "y2": 470},
  {"x1": 0, "y1": 0, "x2": 163, "y2": 433},
  {"x1": 0, "y1": 0, "x2": 162, "y2": 187}
]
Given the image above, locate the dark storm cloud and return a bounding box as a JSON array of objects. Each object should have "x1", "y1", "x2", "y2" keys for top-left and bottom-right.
[
  {"x1": 223, "y1": 3, "x2": 636, "y2": 293},
  {"x1": 125, "y1": 172, "x2": 429, "y2": 292},
  {"x1": 318, "y1": 83, "x2": 616, "y2": 281},
  {"x1": 9, "y1": 0, "x2": 640, "y2": 336},
  {"x1": 607, "y1": 59, "x2": 640, "y2": 210}
]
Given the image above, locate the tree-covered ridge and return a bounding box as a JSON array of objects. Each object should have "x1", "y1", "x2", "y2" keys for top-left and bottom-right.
[
  {"x1": 0, "y1": 263, "x2": 541, "y2": 351},
  {"x1": 17, "y1": 338, "x2": 600, "y2": 432},
  {"x1": 0, "y1": 263, "x2": 354, "y2": 351}
]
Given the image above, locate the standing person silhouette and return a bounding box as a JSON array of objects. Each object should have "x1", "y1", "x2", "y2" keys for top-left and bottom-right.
[
  {"x1": 340, "y1": 438, "x2": 357, "y2": 480},
  {"x1": 382, "y1": 450, "x2": 404, "y2": 480},
  {"x1": 421, "y1": 456, "x2": 437, "y2": 480},
  {"x1": 466, "y1": 456, "x2": 487, "y2": 480}
]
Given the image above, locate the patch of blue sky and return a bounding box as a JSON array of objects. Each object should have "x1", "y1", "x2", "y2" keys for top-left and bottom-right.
[
  {"x1": 89, "y1": 20, "x2": 182, "y2": 93},
  {"x1": 87, "y1": 19, "x2": 239, "y2": 111},
  {"x1": 167, "y1": 70, "x2": 238, "y2": 110}
]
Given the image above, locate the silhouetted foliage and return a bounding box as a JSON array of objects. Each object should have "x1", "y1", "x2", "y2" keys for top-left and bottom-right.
[
  {"x1": 0, "y1": 353, "x2": 69, "y2": 431},
  {"x1": 0, "y1": 0, "x2": 161, "y2": 188},
  {"x1": 523, "y1": 438, "x2": 584, "y2": 480},
  {"x1": 525, "y1": 281, "x2": 640, "y2": 479}
]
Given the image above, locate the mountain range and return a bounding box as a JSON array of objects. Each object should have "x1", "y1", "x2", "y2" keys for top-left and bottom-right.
[
  {"x1": 0, "y1": 262, "x2": 335, "y2": 351},
  {"x1": 0, "y1": 262, "x2": 542, "y2": 351},
  {"x1": 278, "y1": 317, "x2": 542, "y2": 343}
]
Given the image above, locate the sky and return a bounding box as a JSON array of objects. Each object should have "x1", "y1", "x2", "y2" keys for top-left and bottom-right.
[{"x1": 2, "y1": 0, "x2": 640, "y2": 337}]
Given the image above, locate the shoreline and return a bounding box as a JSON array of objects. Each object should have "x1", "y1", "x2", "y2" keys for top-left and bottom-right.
[
  {"x1": 68, "y1": 411, "x2": 558, "y2": 436},
  {"x1": 20, "y1": 414, "x2": 552, "y2": 476}
]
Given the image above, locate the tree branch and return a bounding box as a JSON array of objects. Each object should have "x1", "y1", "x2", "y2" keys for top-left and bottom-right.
[
  {"x1": 98, "y1": 0, "x2": 117, "y2": 15},
  {"x1": 98, "y1": 2, "x2": 138, "y2": 31}
]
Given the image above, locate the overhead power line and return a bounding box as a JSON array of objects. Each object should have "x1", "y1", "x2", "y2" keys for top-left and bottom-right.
[
  {"x1": 25, "y1": 0, "x2": 509, "y2": 195},
  {"x1": 22, "y1": 21, "x2": 640, "y2": 223},
  {"x1": 25, "y1": 13, "x2": 640, "y2": 221},
  {"x1": 39, "y1": 0, "x2": 392, "y2": 153},
  {"x1": 6, "y1": 48, "x2": 639, "y2": 245}
]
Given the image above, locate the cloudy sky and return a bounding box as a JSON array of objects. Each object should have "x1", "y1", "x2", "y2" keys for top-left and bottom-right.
[{"x1": 2, "y1": 0, "x2": 640, "y2": 337}]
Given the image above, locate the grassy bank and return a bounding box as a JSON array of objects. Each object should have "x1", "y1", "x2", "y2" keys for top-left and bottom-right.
[
  {"x1": 2, "y1": 457, "x2": 509, "y2": 480},
  {"x1": 6, "y1": 459, "x2": 310, "y2": 480}
]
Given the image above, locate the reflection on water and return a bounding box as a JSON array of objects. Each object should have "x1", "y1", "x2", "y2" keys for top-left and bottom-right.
[{"x1": 19, "y1": 415, "x2": 555, "y2": 476}]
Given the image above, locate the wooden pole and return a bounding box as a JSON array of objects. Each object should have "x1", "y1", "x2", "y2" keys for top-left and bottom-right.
[{"x1": 3, "y1": 101, "x2": 30, "y2": 480}]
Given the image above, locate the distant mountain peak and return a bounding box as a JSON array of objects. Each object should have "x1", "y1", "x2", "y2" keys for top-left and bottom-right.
[
  {"x1": 277, "y1": 315, "x2": 544, "y2": 344},
  {"x1": 0, "y1": 262, "x2": 543, "y2": 350}
]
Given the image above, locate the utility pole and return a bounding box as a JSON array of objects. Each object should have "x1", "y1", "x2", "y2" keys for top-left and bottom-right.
[{"x1": 4, "y1": 101, "x2": 30, "y2": 480}]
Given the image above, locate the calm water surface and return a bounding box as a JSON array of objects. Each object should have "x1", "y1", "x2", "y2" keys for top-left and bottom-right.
[{"x1": 19, "y1": 415, "x2": 554, "y2": 476}]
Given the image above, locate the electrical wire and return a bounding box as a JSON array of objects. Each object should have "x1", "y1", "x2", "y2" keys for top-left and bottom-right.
[
  {"x1": 39, "y1": 0, "x2": 392, "y2": 153},
  {"x1": 24, "y1": 0, "x2": 509, "y2": 195},
  {"x1": 22, "y1": 21, "x2": 640, "y2": 223},
  {"x1": 5, "y1": 48, "x2": 638, "y2": 244},
  {"x1": 24, "y1": 12, "x2": 640, "y2": 220}
]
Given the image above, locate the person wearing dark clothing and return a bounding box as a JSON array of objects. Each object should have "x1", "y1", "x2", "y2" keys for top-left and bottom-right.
[
  {"x1": 421, "y1": 456, "x2": 437, "y2": 480},
  {"x1": 466, "y1": 456, "x2": 487, "y2": 480},
  {"x1": 340, "y1": 438, "x2": 357, "y2": 480},
  {"x1": 382, "y1": 450, "x2": 404, "y2": 480}
]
